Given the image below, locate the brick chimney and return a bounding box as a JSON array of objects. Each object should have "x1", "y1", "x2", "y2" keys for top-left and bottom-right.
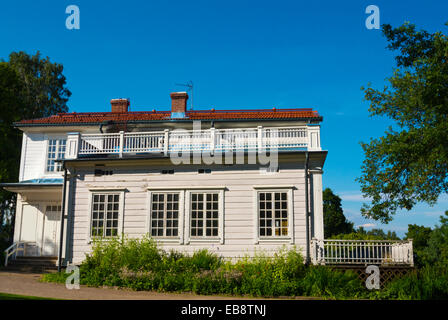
[
  {"x1": 111, "y1": 98, "x2": 130, "y2": 113},
  {"x1": 170, "y1": 92, "x2": 188, "y2": 118}
]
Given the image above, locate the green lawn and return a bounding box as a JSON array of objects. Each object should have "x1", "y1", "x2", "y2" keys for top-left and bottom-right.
[{"x1": 0, "y1": 292, "x2": 60, "y2": 300}]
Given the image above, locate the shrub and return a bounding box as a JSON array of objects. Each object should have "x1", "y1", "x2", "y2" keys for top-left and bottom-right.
[
  {"x1": 189, "y1": 249, "x2": 222, "y2": 271},
  {"x1": 300, "y1": 266, "x2": 368, "y2": 299},
  {"x1": 229, "y1": 247, "x2": 307, "y2": 297},
  {"x1": 40, "y1": 237, "x2": 374, "y2": 299},
  {"x1": 378, "y1": 266, "x2": 448, "y2": 300},
  {"x1": 41, "y1": 271, "x2": 70, "y2": 283}
]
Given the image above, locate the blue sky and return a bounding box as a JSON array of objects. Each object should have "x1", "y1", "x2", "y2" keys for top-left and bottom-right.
[{"x1": 1, "y1": 0, "x2": 447, "y2": 236}]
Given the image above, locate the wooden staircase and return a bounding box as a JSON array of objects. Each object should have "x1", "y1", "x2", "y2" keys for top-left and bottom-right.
[{"x1": 2, "y1": 256, "x2": 58, "y2": 273}]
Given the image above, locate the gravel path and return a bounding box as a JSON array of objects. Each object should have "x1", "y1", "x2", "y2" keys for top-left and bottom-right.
[
  {"x1": 0, "y1": 271, "x2": 316, "y2": 300},
  {"x1": 0, "y1": 271, "x2": 257, "y2": 300}
]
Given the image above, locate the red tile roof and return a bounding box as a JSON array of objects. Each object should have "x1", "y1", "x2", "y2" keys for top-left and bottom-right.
[{"x1": 15, "y1": 108, "x2": 322, "y2": 126}]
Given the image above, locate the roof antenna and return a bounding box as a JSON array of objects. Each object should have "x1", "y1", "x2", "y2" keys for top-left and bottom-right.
[{"x1": 175, "y1": 80, "x2": 194, "y2": 110}]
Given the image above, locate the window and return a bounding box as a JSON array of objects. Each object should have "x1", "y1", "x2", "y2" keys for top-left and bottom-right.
[
  {"x1": 150, "y1": 193, "x2": 180, "y2": 237},
  {"x1": 258, "y1": 191, "x2": 288, "y2": 237},
  {"x1": 46, "y1": 139, "x2": 66, "y2": 172},
  {"x1": 45, "y1": 205, "x2": 62, "y2": 219},
  {"x1": 190, "y1": 192, "x2": 219, "y2": 237},
  {"x1": 147, "y1": 187, "x2": 223, "y2": 244},
  {"x1": 91, "y1": 194, "x2": 120, "y2": 237}
]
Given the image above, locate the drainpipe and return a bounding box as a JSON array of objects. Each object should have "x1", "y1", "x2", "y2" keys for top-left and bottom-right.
[
  {"x1": 304, "y1": 151, "x2": 310, "y2": 265},
  {"x1": 58, "y1": 164, "x2": 68, "y2": 272}
]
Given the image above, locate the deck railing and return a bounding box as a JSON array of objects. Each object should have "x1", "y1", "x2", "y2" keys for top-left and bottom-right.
[
  {"x1": 3, "y1": 241, "x2": 35, "y2": 266},
  {"x1": 311, "y1": 239, "x2": 414, "y2": 266},
  {"x1": 66, "y1": 126, "x2": 320, "y2": 159}
]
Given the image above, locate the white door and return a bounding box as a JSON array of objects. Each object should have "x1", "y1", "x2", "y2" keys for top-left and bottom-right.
[
  {"x1": 20, "y1": 204, "x2": 40, "y2": 256},
  {"x1": 42, "y1": 205, "x2": 61, "y2": 256}
]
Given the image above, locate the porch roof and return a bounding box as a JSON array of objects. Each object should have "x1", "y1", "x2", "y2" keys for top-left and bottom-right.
[{"x1": 0, "y1": 179, "x2": 63, "y2": 191}]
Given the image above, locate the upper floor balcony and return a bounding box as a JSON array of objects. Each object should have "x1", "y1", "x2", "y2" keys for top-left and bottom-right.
[{"x1": 65, "y1": 125, "x2": 321, "y2": 159}]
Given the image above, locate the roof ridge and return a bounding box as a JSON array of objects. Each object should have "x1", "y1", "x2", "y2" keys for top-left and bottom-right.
[{"x1": 54, "y1": 107, "x2": 315, "y2": 116}]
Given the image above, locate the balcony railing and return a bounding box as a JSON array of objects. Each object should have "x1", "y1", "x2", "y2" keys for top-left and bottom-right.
[
  {"x1": 311, "y1": 239, "x2": 414, "y2": 266},
  {"x1": 4, "y1": 241, "x2": 36, "y2": 266},
  {"x1": 65, "y1": 126, "x2": 321, "y2": 159}
]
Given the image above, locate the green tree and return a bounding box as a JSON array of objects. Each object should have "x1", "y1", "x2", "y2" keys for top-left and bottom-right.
[
  {"x1": 323, "y1": 188, "x2": 354, "y2": 238},
  {"x1": 7, "y1": 51, "x2": 71, "y2": 118},
  {"x1": 0, "y1": 63, "x2": 24, "y2": 261},
  {"x1": 0, "y1": 51, "x2": 71, "y2": 248},
  {"x1": 358, "y1": 22, "x2": 448, "y2": 223},
  {"x1": 421, "y1": 211, "x2": 448, "y2": 268},
  {"x1": 333, "y1": 227, "x2": 400, "y2": 241},
  {"x1": 364, "y1": 228, "x2": 400, "y2": 240},
  {"x1": 405, "y1": 224, "x2": 433, "y2": 267}
]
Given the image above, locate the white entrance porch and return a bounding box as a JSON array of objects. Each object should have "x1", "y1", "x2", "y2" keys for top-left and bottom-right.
[
  {"x1": 17, "y1": 203, "x2": 61, "y2": 257},
  {"x1": 14, "y1": 202, "x2": 61, "y2": 257},
  {"x1": 2, "y1": 184, "x2": 62, "y2": 265}
]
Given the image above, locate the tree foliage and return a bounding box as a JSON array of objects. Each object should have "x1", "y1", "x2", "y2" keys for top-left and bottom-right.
[
  {"x1": 358, "y1": 22, "x2": 448, "y2": 223},
  {"x1": 0, "y1": 63, "x2": 24, "y2": 190},
  {"x1": 7, "y1": 51, "x2": 71, "y2": 119},
  {"x1": 0, "y1": 51, "x2": 71, "y2": 247},
  {"x1": 404, "y1": 211, "x2": 448, "y2": 268},
  {"x1": 332, "y1": 227, "x2": 400, "y2": 241},
  {"x1": 405, "y1": 224, "x2": 432, "y2": 267},
  {"x1": 421, "y1": 211, "x2": 448, "y2": 267},
  {"x1": 323, "y1": 188, "x2": 354, "y2": 238},
  {"x1": 0, "y1": 63, "x2": 23, "y2": 260}
]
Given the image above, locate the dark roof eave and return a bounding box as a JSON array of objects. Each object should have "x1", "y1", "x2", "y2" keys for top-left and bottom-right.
[
  {"x1": 14, "y1": 116, "x2": 323, "y2": 128},
  {"x1": 0, "y1": 183, "x2": 63, "y2": 188},
  {"x1": 59, "y1": 149, "x2": 328, "y2": 164}
]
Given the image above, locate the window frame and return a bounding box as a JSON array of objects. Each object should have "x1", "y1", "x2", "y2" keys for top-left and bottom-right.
[
  {"x1": 45, "y1": 137, "x2": 67, "y2": 173},
  {"x1": 147, "y1": 190, "x2": 184, "y2": 244},
  {"x1": 184, "y1": 189, "x2": 225, "y2": 245},
  {"x1": 253, "y1": 186, "x2": 294, "y2": 244},
  {"x1": 87, "y1": 190, "x2": 125, "y2": 243}
]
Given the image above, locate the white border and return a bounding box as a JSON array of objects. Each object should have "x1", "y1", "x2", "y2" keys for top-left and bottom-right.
[
  {"x1": 86, "y1": 190, "x2": 125, "y2": 244},
  {"x1": 43, "y1": 134, "x2": 67, "y2": 177},
  {"x1": 146, "y1": 190, "x2": 185, "y2": 244},
  {"x1": 184, "y1": 189, "x2": 225, "y2": 245},
  {"x1": 253, "y1": 187, "x2": 294, "y2": 245}
]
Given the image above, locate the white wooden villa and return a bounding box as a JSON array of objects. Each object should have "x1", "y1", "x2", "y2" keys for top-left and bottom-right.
[{"x1": 1, "y1": 92, "x2": 413, "y2": 270}]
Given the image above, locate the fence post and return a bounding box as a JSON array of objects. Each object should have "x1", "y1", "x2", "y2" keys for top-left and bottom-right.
[
  {"x1": 257, "y1": 126, "x2": 263, "y2": 151},
  {"x1": 307, "y1": 125, "x2": 321, "y2": 151},
  {"x1": 408, "y1": 239, "x2": 414, "y2": 267},
  {"x1": 164, "y1": 129, "x2": 169, "y2": 156},
  {"x1": 318, "y1": 239, "x2": 324, "y2": 264},
  {"x1": 310, "y1": 238, "x2": 316, "y2": 265},
  {"x1": 210, "y1": 127, "x2": 216, "y2": 154},
  {"x1": 118, "y1": 131, "x2": 125, "y2": 158},
  {"x1": 65, "y1": 132, "x2": 80, "y2": 159}
]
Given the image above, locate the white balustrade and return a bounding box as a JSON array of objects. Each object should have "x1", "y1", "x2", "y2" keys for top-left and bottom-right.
[
  {"x1": 4, "y1": 241, "x2": 34, "y2": 266},
  {"x1": 74, "y1": 126, "x2": 315, "y2": 158},
  {"x1": 79, "y1": 133, "x2": 121, "y2": 155},
  {"x1": 310, "y1": 239, "x2": 414, "y2": 266}
]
